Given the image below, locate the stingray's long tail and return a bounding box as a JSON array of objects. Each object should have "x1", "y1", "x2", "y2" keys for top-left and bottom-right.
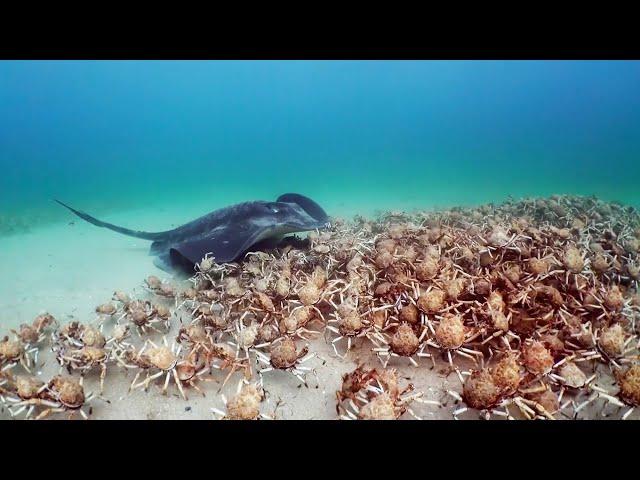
[{"x1": 55, "y1": 200, "x2": 167, "y2": 241}]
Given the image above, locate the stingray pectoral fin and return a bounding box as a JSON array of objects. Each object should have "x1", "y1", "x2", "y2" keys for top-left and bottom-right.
[
  {"x1": 153, "y1": 253, "x2": 175, "y2": 273},
  {"x1": 169, "y1": 225, "x2": 272, "y2": 265},
  {"x1": 150, "y1": 240, "x2": 168, "y2": 256}
]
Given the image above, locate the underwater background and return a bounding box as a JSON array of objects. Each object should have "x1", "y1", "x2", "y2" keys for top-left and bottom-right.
[
  {"x1": 1, "y1": 60, "x2": 640, "y2": 420},
  {"x1": 1, "y1": 60, "x2": 639, "y2": 233}
]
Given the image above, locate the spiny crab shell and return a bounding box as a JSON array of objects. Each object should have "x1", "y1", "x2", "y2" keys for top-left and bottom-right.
[
  {"x1": 0, "y1": 337, "x2": 24, "y2": 360},
  {"x1": 521, "y1": 341, "x2": 554, "y2": 376},
  {"x1": 559, "y1": 361, "x2": 588, "y2": 389},
  {"x1": 270, "y1": 338, "x2": 306, "y2": 369},
  {"x1": 491, "y1": 353, "x2": 522, "y2": 394},
  {"x1": 50, "y1": 376, "x2": 85, "y2": 409},
  {"x1": 434, "y1": 314, "x2": 466, "y2": 350},
  {"x1": 616, "y1": 364, "x2": 640, "y2": 407},
  {"x1": 96, "y1": 303, "x2": 117, "y2": 315},
  {"x1": 226, "y1": 384, "x2": 265, "y2": 420},
  {"x1": 463, "y1": 369, "x2": 501, "y2": 410},
  {"x1": 298, "y1": 282, "x2": 321, "y2": 306},
  {"x1": 77, "y1": 346, "x2": 108, "y2": 362},
  {"x1": 338, "y1": 312, "x2": 364, "y2": 337},
  {"x1": 417, "y1": 288, "x2": 446, "y2": 314},
  {"x1": 358, "y1": 392, "x2": 399, "y2": 420},
  {"x1": 598, "y1": 323, "x2": 626, "y2": 358},
  {"x1": 144, "y1": 346, "x2": 177, "y2": 371},
  {"x1": 176, "y1": 361, "x2": 197, "y2": 382},
  {"x1": 237, "y1": 324, "x2": 259, "y2": 349},
  {"x1": 81, "y1": 326, "x2": 106, "y2": 348},
  {"x1": 33, "y1": 313, "x2": 56, "y2": 331},
  {"x1": 14, "y1": 324, "x2": 39, "y2": 344},
  {"x1": 16, "y1": 375, "x2": 45, "y2": 399},
  {"x1": 390, "y1": 323, "x2": 420, "y2": 357}
]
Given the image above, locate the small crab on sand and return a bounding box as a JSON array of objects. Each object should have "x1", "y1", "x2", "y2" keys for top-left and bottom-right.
[
  {"x1": 0, "y1": 335, "x2": 37, "y2": 373},
  {"x1": 11, "y1": 312, "x2": 57, "y2": 352},
  {"x1": 455, "y1": 354, "x2": 558, "y2": 420},
  {"x1": 336, "y1": 366, "x2": 427, "y2": 420},
  {"x1": 144, "y1": 275, "x2": 179, "y2": 299},
  {"x1": 10, "y1": 375, "x2": 97, "y2": 420},
  {"x1": 0, "y1": 372, "x2": 48, "y2": 418},
  {"x1": 121, "y1": 300, "x2": 170, "y2": 335},
  {"x1": 204, "y1": 342, "x2": 252, "y2": 391},
  {"x1": 325, "y1": 297, "x2": 373, "y2": 357},
  {"x1": 115, "y1": 337, "x2": 189, "y2": 400},
  {"x1": 55, "y1": 345, "x2": 111, "y2": 394},
  {"x1": 422, "y1": 313, "x2": 484, "y2": 383},
  {"x1": 254, "y1": 337, "x2": 316, "y2": 387},
  {"x1": 54, "y1": 321, "x2": 106, "y2": 349},
  {"x1": 615, "y1": 364, "x2": 640, "y2": 419},
  {"x1": 95, "y1": 302, "x2": 118, "y2": 321},
  {"x1": 371, "y1": 322, "x2": 429, "y2": 368},
  {"x1": 211, "y1": 380, "x2": 272, "y2": 420}
]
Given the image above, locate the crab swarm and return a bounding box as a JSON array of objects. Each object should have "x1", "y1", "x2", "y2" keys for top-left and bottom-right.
[{"x1": 1, "y1": 195, "x2": 640, "y2": 420}]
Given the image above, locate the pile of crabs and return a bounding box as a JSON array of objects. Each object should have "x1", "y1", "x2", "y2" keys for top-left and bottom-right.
[{"x1": 2, "y1": 194, "x2": 640, "y2": 420}]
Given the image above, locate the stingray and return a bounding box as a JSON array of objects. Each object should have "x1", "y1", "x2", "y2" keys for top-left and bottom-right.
[{"x1": 55, "y1": 193, "x2": 330, "y2": 274}]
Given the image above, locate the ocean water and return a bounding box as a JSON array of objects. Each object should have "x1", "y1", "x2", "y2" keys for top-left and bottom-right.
[{"x1": 1, "y1": 60, "x2": 640, "y2": 230}]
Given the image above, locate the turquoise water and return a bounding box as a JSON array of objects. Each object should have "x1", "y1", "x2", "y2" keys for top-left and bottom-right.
[{"x1": 1, "y1": 60, "x2": 640, "y2": 229}]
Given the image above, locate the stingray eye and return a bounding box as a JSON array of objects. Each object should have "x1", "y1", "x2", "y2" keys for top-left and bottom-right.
[
  {"x1": 265, "y1": 203, "x2": 280, "y2": 214},
  {"x1": 264, "y1": 203, "x2": 282, "y2": 214}
]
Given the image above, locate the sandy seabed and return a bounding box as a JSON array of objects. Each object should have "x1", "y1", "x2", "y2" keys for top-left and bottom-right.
[{"x1": 1, "y1": 196, "x2": 639, "y2": 420}]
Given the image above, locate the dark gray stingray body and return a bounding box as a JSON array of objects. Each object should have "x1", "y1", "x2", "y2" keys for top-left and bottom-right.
[{"x1": 55, "y1": 193, "x2": 330, "y2": 273}]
